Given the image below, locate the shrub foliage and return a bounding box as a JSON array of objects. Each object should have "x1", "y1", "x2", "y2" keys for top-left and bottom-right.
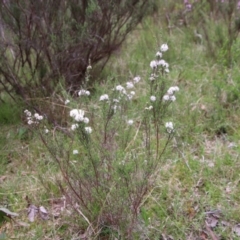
[{"x1": 0, "y1": 0, "x2": 153, "y2": 102}]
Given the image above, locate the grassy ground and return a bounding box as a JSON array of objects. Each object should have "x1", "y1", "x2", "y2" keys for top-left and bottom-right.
[{"x1": 1, "y1": 5, "x2": 240, "y2": 240}]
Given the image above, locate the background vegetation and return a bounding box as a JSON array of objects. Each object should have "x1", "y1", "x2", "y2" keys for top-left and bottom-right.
[{"x1": 1, "y1": 0, "x2": 240, "y2": 239}]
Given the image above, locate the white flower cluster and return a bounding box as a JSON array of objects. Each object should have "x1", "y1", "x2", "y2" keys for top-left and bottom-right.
[
  {"x1": 70, "y1": 109, "x2": 92, "y2": 134},
  {"x1": 73, "y1": 149, "x2": 79, "y2": 155},
  {"x1": 150, "y1": 95, "x2": 156, "y2": 102},
  {"x1": 71, "y1": 123, "x2": 79, "y2": 131},
  {"x1": 148, "y1": 44, "x2": 178, "y2": 135},
  {"x1": 24, "y1": 110, "x2": 43, "y2": 125},
  {"x1": 160, "y1": 43, "x2": 168, "y2": 52},
  {"x1": 127, "y1": 119, "x2": 134, "y2": 126},
  {"x1": 78, "y1": 89, "x2": 90, "y2": 96},
  {"x1": 65, "y1": 99, "x2": 70, "y2": 105},
  {"x1": 163, "y1": 86, "x2": 180, "y2": 102},
  {"x1": 70, "y1": 109, "x2": 85, "y2": 122},
  {"x1": 114, "y1": 84, "x2": 136, "y2": 101},
  {"x1": 133, "y1": 76, "x2": 141, "y2": 84},
  {"x1": 98, "y1": 76, "x2": 141, "y2": 126},
  {"x1": 99, "y1": 76, "x2": 140, "y2": 103},
  {"x1": 85, "y1": 126, "x2": 92, "y2": 134},
  {"x1": 126, "y1": 82, "x2": 134, "y2": 89},
  {"x1": 44, "y1": 126, "x2": 49, "y2": 134},
  {"x1": 150, "y1": 43, "x2": 170, "y2": 73},
  {"x1": 145, "y1": 105, "x2": 153, "y2": 110},
  {"x1": 99, "y1": 94, "x2": 109, "y2": 101},
  {"x1": 165, "y1": 122, "x2": 174, "y2": 133}
]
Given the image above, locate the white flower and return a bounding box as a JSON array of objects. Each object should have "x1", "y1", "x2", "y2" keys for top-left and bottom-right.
[
  {"x1": 87, "y1": 65, "x2": 92, "y2": 70},
  {"x1": 24, "y1": 110, "x2": 31, "y2": 117},
  {"x1": 78, "y1": 89, "x2": 90, "y2": 96},
  {"x1": 150, "y1": 96, "x2": 156, "y2": 102},
  {"x1": 127, "y1": 119, "x2": 134, "y2": 125},
  {"x1": 173, "y1": 86, "x2": 180, "y2": 92},
  {"x1": 150, "y1": 60, "x2": 158, "y2": 69},
  {"x1": 83, "y1": 117, "x2": 89, "y2": 124},
  {"x1": 71, "y1": 124, "x2": 79, "y2": 131},
  {"x1": 44, "y1": 127, "x2": 49, "y2": 134},
  {"x1": 156, "y1": 51, "x2": 162, "y2": 58},
  {"x1": 70, "y1": 109, "x2": 83, "y2": 118},
  {"x1": 126, "y1": 81, "x2": 134, "y2": 89},
  {"x1": 160, "y1": 43, "x2": 168, "y2": 52},
  {"x1": 85, "y1": 126, "x2": 92, "y2": 134},
  {"x1": 127, "y1": 94, "x2": 133, "y2": 100},
  {"x1": 115, "y1": 85, "x2": 126, "y2": 94},
  {"x1": 27, "y1": 119, "x2": 34, "y2": 125},
  {"x1": 145, "y1": 105, "x2": 153, "y2": 110},
  {"x1": 65, "y1": 99, "x2": 70, "y2": 105},
  {"x1": 126, "y1": 91, "x2": 135, "y2": 100},
  {"x1": 167, "y1": 88, "x2": 174, "y2": 95},
  {"x1": 73, "y1": 150, "x2": 79, "y2": 155},
  {"x1": 113, "y1": 99, "x2": 119, "y2": 103},
  {"x1": 149, "y1": 76, "x2": 155, "y2": 81},
  {"x1": 99, "y1": 94, "x2": 109, "y2": 101},
  {"x1": 163, "y1": 95, "x2": 170, "y2": 101},
  {"x1": 165, "y1": 122, "x2": 174, "y2": 133},
  {"x1": 70, "y1": 109, "x2": 85, "y2": 122},
  {"x1": 158, "y1": 59, "x2": 169, "y2": 68},
  {"x1": 167, "y1": 86, "x2": 179, "y2": 95},
  {"x1": 34, "y1": 113, "x2": 43, "y2": 121},
  {"x1": 112, "y1": 104, "x2": 118, "y2": 112},
  {"x1": 165, "y1": 68, "x2": 170, "y2": 73},
  {"x1": 75, "y1": 114, "x2": 84, "y2": 122},
  {"x1": 169, "y1": 95, "x2": 176, "y2": 102},
  {"x1": 34, "y1": 113, "x2": 39, "y2": 118},
  {"x1": 133, "y1": 76, "x2": 141, "y2": 84}
]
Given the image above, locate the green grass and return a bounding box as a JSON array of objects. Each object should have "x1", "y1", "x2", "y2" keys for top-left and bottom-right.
[
  {"x1": 0, "y1": 102, "x2": 22, "y2": 125},
  {"x1": 1, "y1": 3, "x2": 240, "y2": 239}
]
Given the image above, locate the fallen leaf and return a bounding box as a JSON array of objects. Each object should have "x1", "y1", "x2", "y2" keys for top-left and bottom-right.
[
  {"x1": 0, "y1": 208, "x2": 18, "y2": 217},
  {"x1": 233, "y1": 224, "x2": 240, "y2": 236},
  {"x1": 39, "y1": 206, "x2": 49, "y2": 220},
  {"x1": 221, "y1": 220, "x2": 231, "y2": 227},
  {"x1": 27, "y1": 205, "x2": 38, "y2": 222},
  {"x1": 206, "y1": 214, "x2": 219, "y2": 228},
  {"x1": 205, "y1": 221, "x2": 219, "y2": 240}
]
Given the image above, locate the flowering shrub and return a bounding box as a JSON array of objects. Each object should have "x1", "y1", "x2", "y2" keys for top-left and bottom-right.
[{"x1": 27, "y1": 44, "x2": 180, "y2": 238}]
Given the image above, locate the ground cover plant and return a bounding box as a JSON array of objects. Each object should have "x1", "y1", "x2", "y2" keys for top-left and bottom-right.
[{"x1": 1, "y1": 0, "x2": 240, "y2": 239}]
